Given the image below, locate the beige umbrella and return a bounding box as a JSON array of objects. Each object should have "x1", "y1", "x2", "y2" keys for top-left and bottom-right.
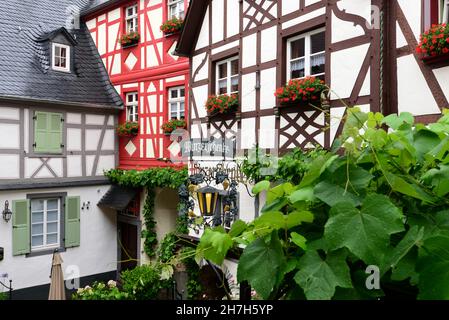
[{"x1": 48, "y1": 251, "x2": 66, "y2": 300}]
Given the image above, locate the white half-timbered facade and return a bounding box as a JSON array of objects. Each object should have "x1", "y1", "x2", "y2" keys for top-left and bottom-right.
[{"x1": 176, "y1": 0, "x2": 449, "y2": 232}]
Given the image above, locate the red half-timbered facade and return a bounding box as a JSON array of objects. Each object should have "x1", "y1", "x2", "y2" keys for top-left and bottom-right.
[{"x1": 83, "y1": 0, "x2": 189, "y2": 169}]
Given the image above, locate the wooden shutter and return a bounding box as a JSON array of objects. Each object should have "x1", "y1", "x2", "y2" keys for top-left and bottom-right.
[
  {"x1": 65, "y1": 196, "x2": 80, "y2": 248},
  {"x1": 12, "y1": 200, "x2": 30, "y2": 256},
  {"x1": 34, "y1": 111, "x2": 63, "y2": 153}
]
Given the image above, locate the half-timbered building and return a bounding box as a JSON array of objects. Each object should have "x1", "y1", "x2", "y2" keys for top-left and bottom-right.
[
  {"x1": 175, "y1": 0, "x2": 449, "y2": 283},
  {"x1": 81, "y1": 0, "x2": 190, "y2": 270},
  {"x1": 0, "y1": 0, "x2": 123, "y2": 298}
]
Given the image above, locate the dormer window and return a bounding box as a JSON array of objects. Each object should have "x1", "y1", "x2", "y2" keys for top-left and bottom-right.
[{"x1": 52, "y1": 43, "x2": 71, "y2": 72}]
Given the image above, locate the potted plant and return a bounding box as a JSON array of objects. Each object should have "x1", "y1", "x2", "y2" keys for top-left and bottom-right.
[
  {"x1": 274, "y1": 76, "x2": 326, "y2": 108},
  {"x1": 161, "y1": 119, "x2": 187, "y2": 135},
  {"x1": 160, "y1": 17, "x2": 184, "y2": 35},
  {"x1": 117, "y1": 122, "x2": 139, "y2": 137},
  {"x1": 416, "y1": 23, "x2": 449, "y2": 66},
  {"x1": 205, "y1": 93, "x2": 239, "y2": 117},
  {"x1": 119, "y1": 31, "x2": 140, "y2": 48}
]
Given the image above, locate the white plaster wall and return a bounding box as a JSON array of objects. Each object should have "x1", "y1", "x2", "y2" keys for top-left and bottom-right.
[
  {"x1": 0, "y1": 155, "x2": 19, "y2": 179},
  {"x1": 0, "y1": 124, "x2": 19, "y2": 149},
  {"x1": 331, "y1": 12, "x2": 365, "y2": 43},
  {"x1": 282, "y1": 0, "x2": 300, "y2": 16},
  {"x1": 433, "y1": 66, "x2": 449, "y2": 103},
  {"x1": 260, "y1": 67, "x2": 277, "y2": 110},
  {"x1": 240, "y1": 118, "x2": 256, "y2": 149},
  {"x1": 227, "y1": 0, "x2": 240, "y2": 37},
  {"x1": 192, "y1": 85, "x2": 209, "y2": 119},
  {"x1": 0, "y1": 107, "x2": 19, "y2": 120},
  {"x1": 148, "y1": 8, "x2": 163, "y2": 40},
  {"x1": 331, "y1": 43, "x2": 370, "y2": 99},
  {"x1": 242, "y1": 34, "x2": 257, "y2": 68},
  {"x1": 241, "y1": 73, "x2": 256, "y2": 112},
  {"x1": 97, "y1": 23, "x2": 106, "y2": 56},
  {"x1": 192, "y1": 53, "x2": 209, "y2": 82},
  {"x1": 211, "y1": 41, "x2": 239, "y2": 55},
  {"x1": 259, "y1": 116, "x2": 276, "y2": 149},
  {"x1": 282, "y1": 7, "x2": 325, "y2": 30},
  {"x1": 0, "y1": 185, "x2": 117, "y2": 291},
  {"x1": 212, "y1": 0, "x2": 224, "y2": 44},
  {"x1": 261, "y1": 27, "x2": 277, "y2": 63},
  {"x1": 397, "y1": 0, "x2": 421, "y2": 42},
  {"x1": 196, "y1": 7, "x2": 210, "y2": 50},
  {"x1": 397, "y1": 55, "x2": 441, "y2": 115}
]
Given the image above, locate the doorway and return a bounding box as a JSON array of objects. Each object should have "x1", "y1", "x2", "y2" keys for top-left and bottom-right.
[{"x1": 118, "y1": 221, "x2": 139, "y2": 272}]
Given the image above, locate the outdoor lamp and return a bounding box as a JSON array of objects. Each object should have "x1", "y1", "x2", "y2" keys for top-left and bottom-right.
[
  {"x1": 2, "y1": 200, "x2": 12, "y2": 223},
  {"x1": 196, "y1": 186, "x2": 219, "y2": 217}
]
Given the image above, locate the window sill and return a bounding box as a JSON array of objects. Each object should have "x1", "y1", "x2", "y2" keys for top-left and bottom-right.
[
  {"x1": 121, "y1": 42, "x2": 139, "y2": 49},
  {"x1": 421, "y1": 52, "x2": 449, "y2": 68},
  {"x1": 26, "y1": 153, "x2": 66, "y2": 158},
  {"x1": 26, "y1": 247, "x2": 66, "y2": 258}
]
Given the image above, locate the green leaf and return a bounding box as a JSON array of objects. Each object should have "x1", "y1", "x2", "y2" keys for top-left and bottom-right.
[
  {"x1": 299, "y1": 154, "x2": 338, "y2": 188},
  {"x1": 290, "y1": 232, "x2": 307, "y2": 250},
  {"x1": 381, "y1": 226, "x2": 424, "y2": 277},
  {"x1": 266, "y1": 184, "x2": 286, "y2": 204},
  {"x1": 391, "y1": 249, "x2": 419, "y2": 285},
  {"x1": 417, "y1": 232, "x2": 449, "y2": 299},
  {"x1": 413, "y1": 129, "x2": 441, "y2": 159},
  {"x1": 289, "y1": 187, "x2": 315, "y2": 203},
  {"x1": 324, "y1": 194, "x2": 404, "y2": 265},
  {"x1": 237, "y1": 232, "x2": 286, "y2": 299},
  {"x1": 421, "y1": 165, "x2": 449, "y2": 197},
  {"x1": 314, "y1": 180, "x2": 361, "y2": 207},
  {"x1": 385, "y1": 172, "x2": 435, "y2": 203},
  {"x1": 261, "y1": 197, "x2": 288, "y2": 213},
  {"x1": 229, "y1": 219, "x2": 248, "y2": 238},
  {"x1": 255, "y1": 211, "x2": 313, "y2": 230},
  {"x1": 294, "y1": 250, "x2": 352, "y2": 300},
  {"x1": 252, "y1": 180, "x2": 270, "y2": 195},
  {"x1": 196, "y1": 228, "x2": 233, "y2": 265},
  {"x1": 382, "y1": 112, "x2": 414, "y2": 130}
]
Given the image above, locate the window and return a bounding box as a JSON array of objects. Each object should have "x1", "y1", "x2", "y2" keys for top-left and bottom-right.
[
  {"x1": 33, "y1": 111, "x2": 63, "y2": 154},
  {"x1": 424, "y1": 0, "x2": 449, "y2": 30},
  {"x1": 168, "y1": 87, "x2": 185, "y2": 119},
  {"x1": 286, "y1": 29, "x2": 325, "y2": 81},
  {"x1": 126, "y1": 4, "x2": 138, "y2": 33},
  {"x1": 168, "y1": 0, "x2": 185, "y2": 19},
  {"x1": 31, "y1": 198, "x2": 61, "y2": 251},
  {"x1": 52, "y1": 43, "x2": 70, "y2": 72},
  {"x1": 118, "y1": 195, "x2": 140, "y2": 217},
  {"x1": 216, "y1": 57, "x2": 239, "y2": 95},
  {"x1": 126, "y1": 92, "x2": 139, "y2": 122}
]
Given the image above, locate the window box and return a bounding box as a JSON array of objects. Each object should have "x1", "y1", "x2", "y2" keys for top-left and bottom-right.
[
  {"x1": 205, "y1": 93, "x2": 239, "y2": 118},
  {"x1": 160, "y1": 17, "x2": 184, "y2": 35},
  {"x1": 119, "y1": 32, "x2": 140, "y2": 48},
  {"x1": 416, "y1": 23, "x2": 449, "y2": 67},
  {"x1": 117, "y1": 122, "x2": 139, "y2": 137},
  {"x1": 161, "y1": 119, "x2": 187, "y2": 135}
]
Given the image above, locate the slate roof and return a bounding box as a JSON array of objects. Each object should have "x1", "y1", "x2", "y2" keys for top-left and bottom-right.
[{"x1": 0, "y1": 0, "x2": 123, "y2": 108}]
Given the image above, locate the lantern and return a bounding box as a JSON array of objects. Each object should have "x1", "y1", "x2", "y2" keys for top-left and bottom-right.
[{"x1": 196, "y1": 186, "x2": 219, "y2": 217}]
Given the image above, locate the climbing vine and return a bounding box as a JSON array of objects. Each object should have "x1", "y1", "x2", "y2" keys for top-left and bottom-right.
[{"x1": 141, "y1": 188, "x2": 157, "y2": 258}]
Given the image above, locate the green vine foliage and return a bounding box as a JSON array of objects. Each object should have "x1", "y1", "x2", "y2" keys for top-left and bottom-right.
[
  {"x1": 196, "y1": 108, "x2": 449, "y2": 300},
  {"x1": 141, "y1": 189, "x2": 157, "y2": 258}
]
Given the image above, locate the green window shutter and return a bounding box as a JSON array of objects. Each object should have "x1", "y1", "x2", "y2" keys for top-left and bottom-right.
[
  {"x1": 12, "y1": 200, "x2": 30, "y2": 256},
  {"x1": 65, "y1": 196, "x2": 80, "y2": 248},
  {"x1": 34, "y1": 111, "x2": 63, "y2": 153}
]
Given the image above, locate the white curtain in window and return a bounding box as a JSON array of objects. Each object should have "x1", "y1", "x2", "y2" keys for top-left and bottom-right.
[
  {"x1": 291, "y1": 59, "x2": 305, "y2": 72},
  {"x1": 311, "y1": 53, "x2": 325, "y2": 67},
  {"x1": 443, "y1": 0, "x2": 449, "y2": 23}
]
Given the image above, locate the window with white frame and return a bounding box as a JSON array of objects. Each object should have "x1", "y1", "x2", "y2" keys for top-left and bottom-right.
[
  {"x1": 126, "y1": 4, "x2": 138, "y2": 33},
  {"x1": 216, "y1": 57, "x2": 239, "y2": 95},
  {"x1": 52, "y1": 43, "x2": 70, "y2": 72},
  {"x1": 168, "y1": 0, "x2": 185, "y2": 19},
  {"x1": 126, "y1": 92, "x2": 139, "y2": 122},
  {"x1": 168, "y1": 87, "x2": 185, "y2": 119},
  {"x1": 440, "y1": 0, "x2": 449, "y2": 23},
  {"x1": 286, "y1": 29, "x2": 325, "y2": 81},
  {"x1": 31, "y1": 198, "x2": 61, "y2": 251}
]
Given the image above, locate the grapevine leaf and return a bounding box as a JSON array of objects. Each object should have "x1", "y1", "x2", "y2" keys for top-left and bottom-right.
[
  {"x1": 294, "y1": 249, "x2": 352, "y2": 300},
  {"x1": 255, "y1": 211, "x2": 313, "y2": 230},
  {"x1": 237, "y1": 232, "x2": 286, "y2": 299},
  {"x1": 229, "y1": 219, "x2": 248, "y2": 238},
  {"x1": 195, "y1": 228, "x2": 233, "y2": 265},
  {"x1": 289, "y1": 187, "x2": 315, "y2": 203},
  {"x1": 417, "y1": 232, "x2": 449, "y2": 299},
  {"x1": 324, "y1": 194, "x2": 404, "y2": 265},
  {"x1": 314, "y1": 180, "x2": 361, "y2": 207},
  {"x1": 290, "y1": 232, "x2": 307, "y2": 250},
  {"x1": 252, "y1": 180, "x2": 270, "y2": 195}
]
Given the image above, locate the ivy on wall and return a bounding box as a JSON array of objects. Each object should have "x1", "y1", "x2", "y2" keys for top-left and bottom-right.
[{"x1": 105, "y1": 167, "x2": 188, "y2": 259}]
